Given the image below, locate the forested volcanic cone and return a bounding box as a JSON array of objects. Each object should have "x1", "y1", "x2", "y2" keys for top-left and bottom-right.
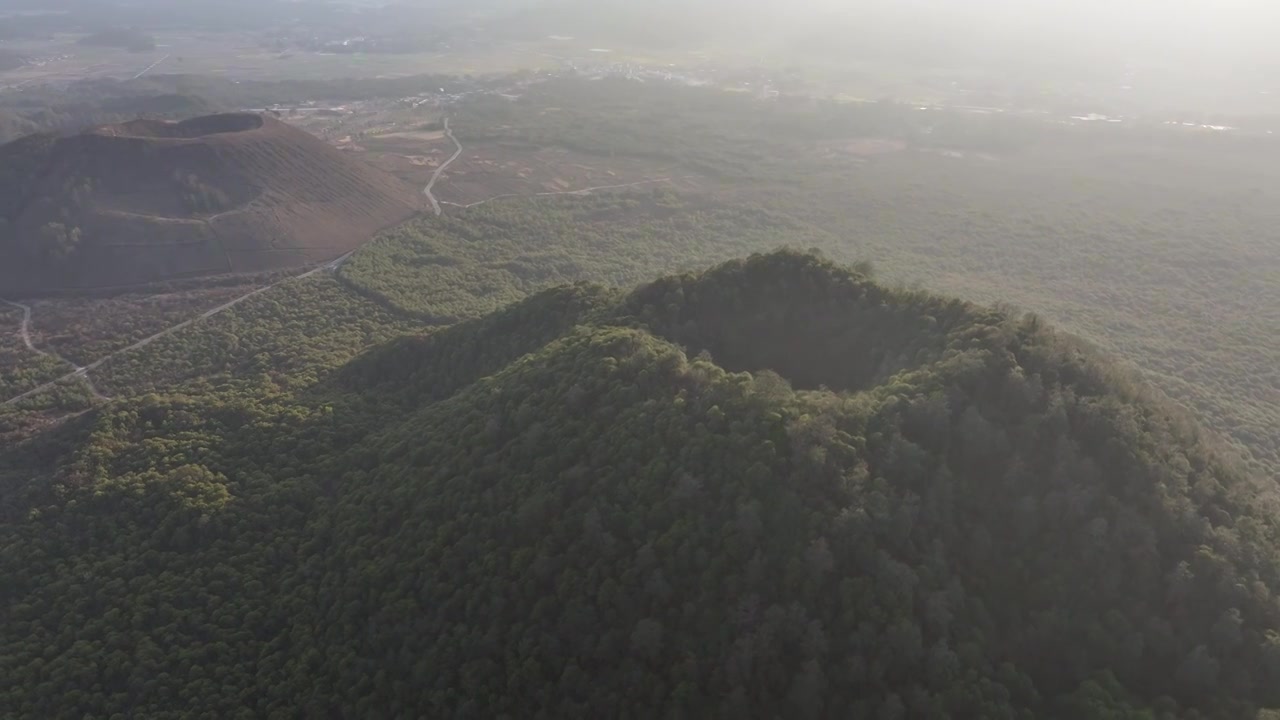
[{"x1": 0, "y1": 113, "x2": 422, "y2": 293}]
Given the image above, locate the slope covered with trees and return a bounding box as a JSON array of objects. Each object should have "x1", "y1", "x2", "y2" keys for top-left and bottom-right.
[
  {"x1": 2, "y1": 252, "x2": 1278, "y2": 718},
  {"x1": 453, "y1": 77, "x2": 1280, "y2": 480},
  {"x1": 341, "y1": 190, "x2": 829, "y2": 322}
]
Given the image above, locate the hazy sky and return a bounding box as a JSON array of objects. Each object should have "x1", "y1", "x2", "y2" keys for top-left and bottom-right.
[
  {"x1": 525, "y1": 0, "x2": 1280, "y2": 56},
  {"x1": 2, "y1": 0, "x2": 1274, "y2": 111},
  {"x1": 689, "y1": 0, "x2": 1280, "y2": 74},
  {"x1": 793, "y1": 0, "x2": 1280, "y2": 49}
]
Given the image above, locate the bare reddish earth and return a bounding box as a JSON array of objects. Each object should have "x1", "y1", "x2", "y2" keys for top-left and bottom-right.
[{"x1": 0, "y1": 113, "x2": 423, "y2": 294}]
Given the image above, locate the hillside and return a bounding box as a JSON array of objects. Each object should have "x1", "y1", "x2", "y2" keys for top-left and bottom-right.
[
  {"x1": 3, "y1": 252, "x2": 1278, "y2": 718},
  {"x1": 0, "y1": 89, "x2": 217, "y2": 144},
  {"x1": 0, "y1": 111, "x2": 36, "y2": 144},
  {"x1": 449, "y1": 76, "x2": 1280, "y2": 480},
  {"x1": 0, "y1": 113, "x2": 422, "y2": 294},
  {"x1": 0, "y1": 49, "x2": 24, "y2": 71}
]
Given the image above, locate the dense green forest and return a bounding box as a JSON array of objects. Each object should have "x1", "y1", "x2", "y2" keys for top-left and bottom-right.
[
  {"x1": 1, "y1": 72, "x2": 1277, "y2": 718},
  {"x1": 451, "y1": 78, "x2": 1280, "y2": 478},
  {"x1": 0, "y1": 273, "x2": 416, "y2": 442},
  {"x1": 22, "y1": 71, "x2": 1262, "y2": 466},
  {"x1": 89, "y1": 276, "x2": 420, "y2": 398},
  {"x1": 341, "y1": 190, "x2": 830, "y2": 322},
  {"x1": 2, "y1": 252, "x2": 1279, "y2": 717},
  {"x1": 0, "y1": 304, "x2": 71, "y2": 401}
]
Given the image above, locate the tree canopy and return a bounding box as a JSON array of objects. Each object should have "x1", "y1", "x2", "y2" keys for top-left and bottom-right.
[{"x1": 3, "y1": 251, "x2": 1278, "y2": 718}]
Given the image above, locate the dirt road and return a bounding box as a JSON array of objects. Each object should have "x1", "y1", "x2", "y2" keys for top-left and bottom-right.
[
  {"x1": 1, "y1": 299, "x2": 42, "y2": 357},
  {"x1": 424, "y1": 118, "x2": 463, "y2": 216},
  {"x1": 0, "y1": 254, "x2": 351, "y2": 409},
  {"x1": 2, "y1": 297, "x2": 110, "y2": 402}
]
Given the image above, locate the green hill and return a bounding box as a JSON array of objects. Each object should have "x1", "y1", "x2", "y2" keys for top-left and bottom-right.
[{"x1": 3, "y1": 252, "x2": 1278, "y2": 718}]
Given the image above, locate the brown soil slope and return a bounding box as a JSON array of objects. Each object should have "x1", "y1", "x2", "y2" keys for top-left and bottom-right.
[{"x1": 0, "y1": 113, "x2": 422, "y2": 293}]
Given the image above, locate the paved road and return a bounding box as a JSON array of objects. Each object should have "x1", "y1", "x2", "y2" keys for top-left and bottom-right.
[
  {"x1": 424, "y1": 118, "x2": 463, "y2": 216},
  {"x1": 77, "y1": 369, "x2": 110, "y2": 402},
  {"x1": 0, "y1": 254, "x2": 351, "y2": 409},
  {"x1": 133, "y1": 54, "x2": 170, "y2": 80}
]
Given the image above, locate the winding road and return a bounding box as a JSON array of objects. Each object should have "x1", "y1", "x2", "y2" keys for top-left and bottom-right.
[
  {"x1": 424, "y1": 118, "x2": 463, "y2": 216},
  {"x1": 1, "y1": 297, "x2": 108, "y2": 401},
  {"x1": 0, "y1": 253, "x2": 351, "y2": 409},
  {"x1": 3, "y1": 116, "x2": 679, "y2": 411},
  {"x1": 2, "y1": 299, "x2": 44, "y2": 358}
]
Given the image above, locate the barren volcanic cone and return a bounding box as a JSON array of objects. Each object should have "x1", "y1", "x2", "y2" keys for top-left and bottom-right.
[{"x1": 0, "y1": 113, "x2": 422, "y2": 293}]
